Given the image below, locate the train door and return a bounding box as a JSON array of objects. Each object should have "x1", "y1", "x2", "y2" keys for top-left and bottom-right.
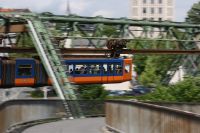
[
  {"x1": 67, "y1": 63, "x2": 74, "y2": 83},
  {"x1": 101, "y1": 64, "x2": 108, "y2": 83},
  {"x1": 113, "y1": 63, "x2": 123, "y2": 82},
  {"x1": 34, "y1": 60, "x2": 48, "y2": 86},
  {"x1": 2, "y1": 60, "x2": 15, "y2": 87},
  {"x1": 107, "y1": 63, "x2": 114, "y2": 83},
  {"x1": 34, "y1": 60, "x2": 40, "y2": 86},
  {"x1": 15, "y1": 60, "x2": 35, "y2": 86},
  {"x1": 123, "y1": 59, "x2": 132, "y2": 81}
]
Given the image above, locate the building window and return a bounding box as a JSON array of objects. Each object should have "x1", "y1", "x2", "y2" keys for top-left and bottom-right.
[
  {"x1": 151, "y1": 0, "x2": 154, "y2": 4},
  {"x1": 159, "y1": 0, "x2": 162, "y2": 4},
  {"x1": 143, "y1": 8, "x2": 147, "y2": 14},
  {"x1": 167, "y1": 0, "x2": 173, "y2": 6},
  {"x1": 143, "y1": 0, "x2": 147, "y2": 4},
  {"x1": 151, "y1": 8, "x2": 154, "y2": 14},
  {"x1": 167, "y1": 8, "x2": 173, "y2": 16},
  {"x1": 133, "y1": 0, "x2": 138, "y2": 5},
  {"x1": 159, "y1": 8, "x2": 162, "y2": 14},
  {"x1": 132, "y1": 8, "x2": 138, "y2": 16},
  {"x1": 158, "y1": 18, "x2": 162, "y2": 21}
]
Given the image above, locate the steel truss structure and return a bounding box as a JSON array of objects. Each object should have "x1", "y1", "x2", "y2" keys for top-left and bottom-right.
[{"x1": 0, "y1": 11, "x2": 200, "y2": 114}]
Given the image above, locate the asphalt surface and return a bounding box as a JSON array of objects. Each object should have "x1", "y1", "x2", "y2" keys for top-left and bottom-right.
[{"x1": 23, "y1": 117, "x2": 105, "y2": 133}]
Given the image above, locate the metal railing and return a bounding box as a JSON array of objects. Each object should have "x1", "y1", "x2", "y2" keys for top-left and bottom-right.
[{"x1": 106, "y1": 100, "x2": 200, "y2": 133}]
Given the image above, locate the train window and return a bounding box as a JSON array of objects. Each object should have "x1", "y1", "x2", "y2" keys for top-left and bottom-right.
[
  {"x1": 125, "y1": 65, "x2": 131, "y2": 73},
  {"x1": 68, "y1": 64, "x2": 74, "y2": 74},
  {"x1": 102, "y1": 64, "x2": 108, "y2": 74},
  {"x1": 115, "y1": 64, "x2": 122, "y2": 74},
  {"x1": 88, "y1": 64, "x2": 101, "y2": 74},
  {"x1": 75, "y1": 64, "x2": 87, "y2": 74},
  {"x1": 108, "y1": 64, "x2": 114, "y2": 74},
  {"x1": 18, "y1": 64, "x2": 32, "y2": 76}
]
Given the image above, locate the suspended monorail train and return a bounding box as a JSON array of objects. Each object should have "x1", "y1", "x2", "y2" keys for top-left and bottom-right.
[{"x1": 0, "y1": 58, "x2": 132, "y2": 87}]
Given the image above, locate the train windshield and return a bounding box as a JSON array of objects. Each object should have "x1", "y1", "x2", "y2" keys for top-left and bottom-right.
[
  {"x1": 125, "y1": 64, "x2": 131, "y2": 73},
  {"x1": 18, "y1": 64, "x2": 32, "y2": 76}
]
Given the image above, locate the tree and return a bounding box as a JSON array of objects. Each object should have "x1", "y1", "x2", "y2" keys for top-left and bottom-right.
[
  {"x1": 137, "y1": 55, "x2": 177, "y2": 87},
  {"x1": 138, "y1": 56, "x2": 161, "y2": 87},
  {"x1": 138, "y1": 76, "x2": 200, "y2": 102},
  {"x1": 77, "y1": 84, "x2": 108, "y2": 100},
  {"x1": 101, "y1": 25, "x2": 120, "y2": 37},
  {"x1": 187, "y1": 1, "x2": 200, "y2": 23}
]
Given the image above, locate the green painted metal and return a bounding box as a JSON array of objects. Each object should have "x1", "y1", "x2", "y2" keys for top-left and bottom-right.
[
  {"x1": 27, "y1": 18, "x2": 83, "y2": 118},
  {"x1": 0, "y1": 12, "x2": 200, "y2": 84}
]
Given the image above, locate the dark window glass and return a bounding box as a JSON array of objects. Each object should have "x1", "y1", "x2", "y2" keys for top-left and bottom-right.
[
  {"x1": 88, "y1": 64, "x2": 101, "y2": 75},
  {"x1": 115, "y1": 64, "x2": 122, "y2": 74},
  {"x1": 151, "y1": 8, "x2": 154, "y2": 14},
  {"x1": 102, "y1": 64, "x2": 108, "y2": 74},
  {"x1": 75, "y1": 64, "x2": 87, "y2": 74},
  {"x1": 143, "y1": 8, "x2": 147, "y2": 14},
  {"x1": 143, "y1": 0, "x2": 147, "y2": 4},
  {"x1": 159, "y1": 0, "x2": 162, "y2": 4},
  {"x1": 68, "y1": 64, "x2": 74, "y2": 75},
  {"x1": 108, "y1": 64, "x2": 114, "y2": 74},
  {"x1": 18, "y1": 64, "x2": 32, "y2": 76},
  {"x1": 125, "y1": 65, "x2": 131, "y2": 73},
  {"x1": 159, "y1": 8, "x2": 162, "y2": 14}
]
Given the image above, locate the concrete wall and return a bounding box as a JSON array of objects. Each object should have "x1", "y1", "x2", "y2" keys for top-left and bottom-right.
[
  {"x1": 106, "y1": 100, "x2": 200, "y2": 133},
  {"x1": 0, "y1": 100, "x2": 65, "y2": 133}
]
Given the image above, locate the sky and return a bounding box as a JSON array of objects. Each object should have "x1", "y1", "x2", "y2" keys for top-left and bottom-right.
[{"x1": 0, "y1": 0, "x2": 199, "y2": 22}]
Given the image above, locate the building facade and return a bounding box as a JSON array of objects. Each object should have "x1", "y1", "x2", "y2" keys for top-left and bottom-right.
[{"x1": 131, "y1": 0, "x2": 174, "y2": 21}]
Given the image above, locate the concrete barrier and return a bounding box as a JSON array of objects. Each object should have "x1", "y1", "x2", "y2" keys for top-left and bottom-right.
[
  {"x1": 0, "y1": 100, "x2": 65, "y2": 133},
  {"x1": 106, "y1": 100, "x2": 200, "y2": 133},
  {"x1": 0, "y1": 99, "x2": 105, "y2": 133},
  {"x1": 149, "y1": 102, "x2": 200, "y2": 114}
]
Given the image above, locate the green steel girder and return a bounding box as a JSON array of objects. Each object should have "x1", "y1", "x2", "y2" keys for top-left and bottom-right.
[
  {"x1": 39, "y1": 15, "x2": 200, "y2": 28},
  {"x1": 0, "y1": 12, "x2": 200, "y2": 48},
  {"x1": 1, "y1": 12, "x2": 200, "y2": 84}
]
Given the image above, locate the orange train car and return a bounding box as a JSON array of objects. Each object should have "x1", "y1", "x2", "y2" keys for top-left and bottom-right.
[{"x1": 0, "y1": 58, "x2": 132, "y2": 87}]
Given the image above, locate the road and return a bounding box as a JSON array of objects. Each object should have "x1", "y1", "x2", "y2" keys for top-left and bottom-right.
[{"x1": 23, "y1": 117, "x2": 105, "y2": 133}]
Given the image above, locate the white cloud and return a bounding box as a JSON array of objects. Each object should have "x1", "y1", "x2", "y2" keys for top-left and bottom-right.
[{"x1": 92, "y1": 10, "x2": 114, "y2": 17}]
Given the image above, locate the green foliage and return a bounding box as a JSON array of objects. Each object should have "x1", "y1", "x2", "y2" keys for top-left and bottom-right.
[
  {"x1": 133, "y1": 55, "x2": 148, "y2": 75},
  {"x1": 101, "y1": 25, "x2": 120, "y2": 37},
  {"x1": 17, "y1": 34, "x2": 34, "y2": 47},
  {"x1": 77, "y1": 84, "x2": 108, "y2": 100},
  {"x1": 139, "y1": 62, "x2": 161, "y2": 87},
  {"x1": 127, "y1": 39, "x2": 179, "y2": 87},
  {"x1": 30, "y1": 90, "x2": 44, "y2": 98},
  {"x1": 137, "y1": 55, "x2": 177, "y2": 87},
  {"x1": 187, "y1": 1, "x2": 200, "y2": 23},
  {"x1": 10, "y1": 33, "x2": 36, "y2": 58},
  {"x1": 137, "y1": 76, "x2": 200, "y2": 102}
]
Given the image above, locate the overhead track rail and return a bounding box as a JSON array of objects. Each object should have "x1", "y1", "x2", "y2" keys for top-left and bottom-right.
[{"x1": 1, "y1": 47, "x2": 200, "y2": 55}]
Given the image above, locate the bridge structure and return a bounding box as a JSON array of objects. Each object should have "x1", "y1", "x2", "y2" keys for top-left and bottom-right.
[{"x1": 0, "y1": 11, "x2": 200, "y2": 120}]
